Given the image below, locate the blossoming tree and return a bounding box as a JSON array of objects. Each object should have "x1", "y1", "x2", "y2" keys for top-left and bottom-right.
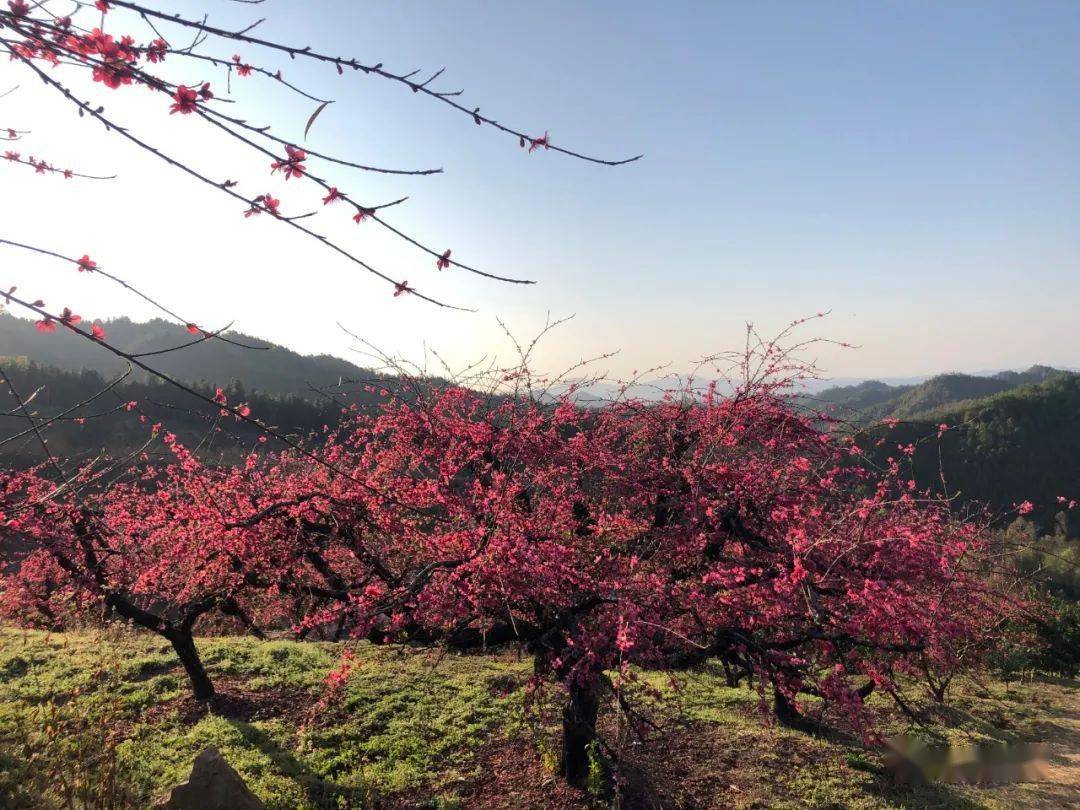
[{"x1": 0, "y1": 326, "x2": 1015, "y2": 787}]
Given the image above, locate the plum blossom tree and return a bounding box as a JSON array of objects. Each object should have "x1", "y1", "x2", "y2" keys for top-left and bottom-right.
[
  {"x1": 1, "y1": 322, "x2": 1016, "y2": 787},
  {"x1": 266, "y1": 330, "x2": 1012, "y2": 785}
]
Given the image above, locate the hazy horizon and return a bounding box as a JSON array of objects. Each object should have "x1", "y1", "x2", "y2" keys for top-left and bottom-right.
[{"x1": 3, "y1": 311, "x2": 1075, "y2": 392}]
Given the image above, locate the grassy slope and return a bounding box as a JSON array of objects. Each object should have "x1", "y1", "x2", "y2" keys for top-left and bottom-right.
[{"x1": 0, "y1": 628, "x2": 1077, "y2": 809}]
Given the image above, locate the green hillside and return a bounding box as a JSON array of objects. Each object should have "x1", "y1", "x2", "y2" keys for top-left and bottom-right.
[
  {"x1": 0, "y1": 314, "x2": 415, "y2": 466},
  {"x1": 0, "y1": 359, "x2": 352, "y2": 467},
  {"x1": 812, "y1": 365, "x2": 1070, "y2": 422},
  {"x1": 813, "y1": 379, "x2": 916, "y2": 413},
  {"x1": 0, "y1": 313, "x2": 374, "y2": 400},
  {"x1": 877, "y1": 374, "x2": 1021, "y2": 419},
  {"x1": 856, "y1": 373, "x2": 1080, "y2": 532}
]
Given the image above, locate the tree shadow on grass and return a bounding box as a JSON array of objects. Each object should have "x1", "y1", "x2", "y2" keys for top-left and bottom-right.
[
  {"x1": 169, "y1": 679, "x2": 311, "y2": 726},
  {"x1": 223, "y1": 718, "x2": 367, "y2": 808}
]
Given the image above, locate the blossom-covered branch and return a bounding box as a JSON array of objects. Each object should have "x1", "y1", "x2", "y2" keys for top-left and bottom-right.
[{"x1": 2, "y1": 0, "x2": 639, "y2": 301}]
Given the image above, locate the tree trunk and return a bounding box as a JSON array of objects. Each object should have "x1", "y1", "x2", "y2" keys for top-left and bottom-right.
[
  {"x1": 165, "y1": 628, "x2": 214, "y2": 701},
  {"x1": 103, "y1": 592, "x2": 215, "y2": 701},
  {"x1": 773, "y1": 686, "x2": 819, "y2": 734},
  {"x1": 561, "y1": 679, "x2": 600, "y2": 787},
  {"x1": 930, "y1": 677, "x2": 951, "y2": 703}
]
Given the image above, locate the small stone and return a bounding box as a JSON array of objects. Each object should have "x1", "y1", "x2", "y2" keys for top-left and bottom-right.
[{"x1": 156, "y1": 746, "x2": 265, "y2": 809}]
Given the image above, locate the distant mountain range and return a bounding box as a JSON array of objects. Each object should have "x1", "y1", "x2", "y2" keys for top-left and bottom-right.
[
  {"x1": 0, "y1": 313, "x2": 378, "y2": 399},
  {"x1": 0, "y1": 314, "x2": 395, "y2": 467},
  {"x1": 806, "y1": 364, "x2": 1069, "y2": 421},
  {"x1": 794, "y1": 366, "x2": 1080, "y2": 395},
  {"x1": 1, "y1": 314, "x2": 1076, "y2": 535}
]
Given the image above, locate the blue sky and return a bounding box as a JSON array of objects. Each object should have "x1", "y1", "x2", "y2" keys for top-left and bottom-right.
[{"x1": 2, "y1": 0, "x2": 1078, "y2": 380}]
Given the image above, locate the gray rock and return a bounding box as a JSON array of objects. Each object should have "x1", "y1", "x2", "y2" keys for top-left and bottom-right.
[{"x1": 157, "y1": 746, "x2": 265, "y2": 810}]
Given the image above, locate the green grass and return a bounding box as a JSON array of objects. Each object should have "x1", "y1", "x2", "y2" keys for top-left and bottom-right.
[
  {"x1": 0, "y1": 628, "x2": 1075, "y2": 808},
  {"x1": 0, "y1": 628, "x2": 532, "y2": 808}
]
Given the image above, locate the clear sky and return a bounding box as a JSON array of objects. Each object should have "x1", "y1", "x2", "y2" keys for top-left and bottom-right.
[{"x1": 2, "y1": 0, "x2": 1078, "y2": 381}]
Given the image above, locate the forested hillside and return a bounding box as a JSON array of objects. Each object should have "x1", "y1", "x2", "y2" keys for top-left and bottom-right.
[
  {"x1": 851, "y1": 372, "x2": 1080, "y2": 532},
  {"x1": 811, "y1": 365, "x2": 1067, "y2": 421},
  {"x1": 0, "y1": 360, "x2": 351, "y2": 467},
  {"x1": 0, "y1": 313, "x2": 376, "y2": 399},
  {"x1": 0, "y1": 313, "x2": 408, "y2": 466}
]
